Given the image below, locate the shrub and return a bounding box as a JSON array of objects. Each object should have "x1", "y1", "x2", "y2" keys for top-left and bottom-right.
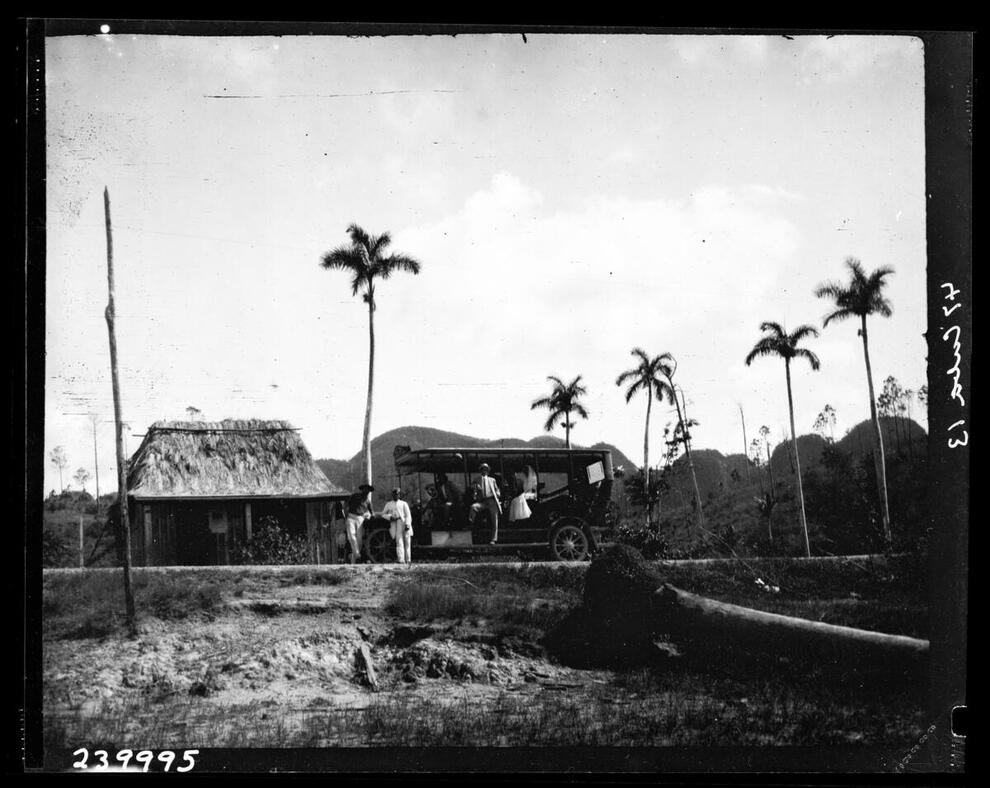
[
  {"x1": 231, "y1": 516, "x2": 309, "y2": 565},
  {"x1": 43, "y1": 527, "x2": 72, "y2": 567}
]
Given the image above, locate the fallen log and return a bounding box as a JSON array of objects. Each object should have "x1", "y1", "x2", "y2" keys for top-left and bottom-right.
[
  {"x1": 546, "y1": 544, "x2": 928, "y2": 676},
  {"x1": 356, "y1": 642, "x2": 379, "y2": 690},
  {"x1": 654, "y1": 583, "x2": 929, "y2": 673}
]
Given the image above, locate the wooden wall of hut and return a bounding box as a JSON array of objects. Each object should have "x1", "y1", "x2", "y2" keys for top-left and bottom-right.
[{"x1": 130, "y1": 498, "x2": 345, "y2": 566}]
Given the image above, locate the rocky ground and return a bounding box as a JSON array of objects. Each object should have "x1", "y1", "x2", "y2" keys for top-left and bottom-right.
[{"x1": 42, "y1": 560, "x2": 929, "y2": 754}]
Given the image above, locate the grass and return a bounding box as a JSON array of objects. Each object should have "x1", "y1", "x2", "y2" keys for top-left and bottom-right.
[
  {"x1": 46, "y1": 664, "x2": 926, "y2": 749},
  {"x1": 383, "y1": 555, "x2": 927, "y2": 637},
  {"x1": 385, "y1": 564, "x2": 585, "y2": 633},
  {"x1": 44, "y1": 570, "x2": 224, "y2": 639}
]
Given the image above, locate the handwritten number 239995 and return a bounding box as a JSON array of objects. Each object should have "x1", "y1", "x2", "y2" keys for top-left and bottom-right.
[{"x1": 72, "y1": 748, "x2": 198, "y2": 772}]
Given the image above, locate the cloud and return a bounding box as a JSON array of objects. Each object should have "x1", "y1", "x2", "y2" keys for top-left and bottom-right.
[{"x1": 796, "y1": 35, "x2": 922, "y2": 84}]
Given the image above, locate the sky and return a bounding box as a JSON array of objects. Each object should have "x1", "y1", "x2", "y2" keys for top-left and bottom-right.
[{"x1": 43, "y1": 31, "x2": 928, "y2": 494}]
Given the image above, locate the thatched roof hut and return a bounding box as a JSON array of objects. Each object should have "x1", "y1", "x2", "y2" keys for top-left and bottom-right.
[{"x1": 127, "y1": 419, "x2": 346, "y2": 499}]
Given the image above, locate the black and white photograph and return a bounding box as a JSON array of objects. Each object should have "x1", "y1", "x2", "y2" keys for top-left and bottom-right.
[{"x1": 23, "y1": 22, "x2": 970, "y2": 775}]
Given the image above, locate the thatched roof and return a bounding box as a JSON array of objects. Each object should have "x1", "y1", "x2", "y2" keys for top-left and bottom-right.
[{"x1": 127, "y1": 420, "x2": 347, "y2": 499}]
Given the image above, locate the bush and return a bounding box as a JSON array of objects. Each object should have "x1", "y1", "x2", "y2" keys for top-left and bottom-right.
[
  {"x1": 615, "y1": 521, "x2": 672, "y2": 560},
  {"x1": 43, "y1": 527, "x2": 71, "y2": 567},
  {"x1": 231, "y1": 517, "x2": 309, "y2": 565}
]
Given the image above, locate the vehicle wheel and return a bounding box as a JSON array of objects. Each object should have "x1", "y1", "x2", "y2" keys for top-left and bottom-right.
[
  {"x1": 365, "y1": 527, "x2": 395, "y2": 564},
  {"x1": 550, "y1": 521, "x2": 590, "y2": 562}
]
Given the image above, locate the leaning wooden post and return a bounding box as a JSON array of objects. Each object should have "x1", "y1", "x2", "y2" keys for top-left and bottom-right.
[{"x1": 104, "y1": 187, "x2": 137, "y2": 633}]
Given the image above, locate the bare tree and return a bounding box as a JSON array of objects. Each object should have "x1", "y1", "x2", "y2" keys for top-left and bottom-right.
[
  {"x1": 73, "y1": 467, "x2": 91, "y2": 493},
  {"x1": 49, "y1": 446, "x2": 68, "y2": 492}
]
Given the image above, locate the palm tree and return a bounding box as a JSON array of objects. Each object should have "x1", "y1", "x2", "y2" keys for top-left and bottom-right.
[
  {"x1": 321, "y1": 224, "x2": 422, "y2": 485},
  {"x1": 814, "y1": 258, "x2": 894, "y2": 543},
  {"x1": 615, "y1": 348, "x2": 677, "y2": 525},
  {"x1": 745, "y1": 322, "x2": 821, "y2": 557},
  {"x1": 531, "y1": 375, "x2": 589, "y2": 449},
  {"x1": 658, "y1": 354, "x2": 705, "y2": 529}
]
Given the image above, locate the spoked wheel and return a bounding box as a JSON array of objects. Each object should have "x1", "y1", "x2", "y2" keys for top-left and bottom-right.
[
  {"x1": 365, "y1": 527, "x2": 395, "y2": 564},
  {"x1": 549, "y1": 521, "x2": 590, "y2": 562}
]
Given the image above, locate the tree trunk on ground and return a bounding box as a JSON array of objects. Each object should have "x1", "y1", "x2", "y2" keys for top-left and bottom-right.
[
  {"x1": 861, "y1": 316, "x2": 892, "y2": 543},
  {"x1": 103, "y1": 187, "x2": 136, "y2": 634},
  {"x1": 654, "y1": 583, "x2": 928, "y2": 672},
  {"x1": 785, "y1": 360, "x2": 812, "y2": 557},
  {"x1": 362, "y1": 294, "x2": 375, "y2": 487}
]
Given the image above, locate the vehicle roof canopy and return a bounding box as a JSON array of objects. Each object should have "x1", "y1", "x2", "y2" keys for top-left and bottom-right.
[{"x1": 393, "y1": 446, "x2": 613, "y2": 477}]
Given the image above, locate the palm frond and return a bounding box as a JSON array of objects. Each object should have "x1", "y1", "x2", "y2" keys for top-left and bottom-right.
[
  {"x1": 630, "y1": 347, "x2": 651, "y2": 366},
  {"x1": 788, "y1": 324, "x2": 819, "y2": 344},
  {"x1": 380, "y1": 253, "x2": 422, "y2": 277},
  {"x1": 320, "y1": 246, "x2": 365, "y2": 272},
  {"x1": 745, "y1": 337, "x2": 782, "y2": 366},
  {"x1": 546, "y1": 375, "x2": 565, "y2": 389},
  {"x1": 822, "y1": 307, "x2": 855, "y2": 327},
  {"x1": 370, "y1": 232, "x2": 392, "y2": 258},
  {"x1": 844, "y1": 256, "x2": 866, "y2": 282},
  {"x1": 615, "y1": 368, "x2": 639, "y2": 388},
  {"x1": 813, "y1": 280, "x2": 846, "y2": 300},
  {"x1": 544, "y1": 411, "x2": 563, "y2": 432},
  {"x1": 568, "y1": 375, "x2": 587, "y2": 396},
  {"x1": 657, "y1": 352, "x2": 676, "y2": 380},
  {"x1": 572, "y1": 403, "x2": 590, "y2": 420},
  {"x1": 531, "y1": 396, "x2": 553, "y2": 410},
  {"x1": 346, "y1": 224, "x2": 373, "y2": 252},
  {"x1": 867, "y1": 266, "x2": 895, "y2": 287},
  {"x1": 758, "y1": 321, "x2": 786, "y2": 337},
  {"x1": 623, "y1": 380, "x2": 644, "y2": 403},
  {"x1": 653, "y1": 378, "x2": 676, "y2": 404},
  {"x1": 794, "y1": 347, "x2": 821, "y2": 371}
]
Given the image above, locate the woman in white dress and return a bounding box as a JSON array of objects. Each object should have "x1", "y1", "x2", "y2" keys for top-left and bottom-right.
[{"x1": 508, "y1": 465, "x2": 538, "y2": 522}]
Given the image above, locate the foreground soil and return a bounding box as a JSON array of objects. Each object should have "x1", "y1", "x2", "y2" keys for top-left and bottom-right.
[{"x1": 43, "y1": 559, "x2": 929, "y2": 754}]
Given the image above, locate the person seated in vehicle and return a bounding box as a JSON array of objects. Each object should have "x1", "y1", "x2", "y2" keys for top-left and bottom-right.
[{"x1": 509, "y1": 464, "x2": 539, "y2": 522}]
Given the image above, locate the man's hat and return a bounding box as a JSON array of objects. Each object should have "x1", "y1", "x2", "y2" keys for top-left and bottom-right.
[
  {"x1": 479, "y1": 462, "x2": 490, "y2": 471},
  {"x1": 391, "y1": 487, "x2": 402, "y2": 495},
  {"x1": 358, "y1": 483, "x2": 375, "y2": 492}
]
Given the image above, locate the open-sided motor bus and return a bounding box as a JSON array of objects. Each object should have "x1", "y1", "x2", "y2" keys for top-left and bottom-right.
[{"x1": 362, "y1": 446, "x2": 617, "y2": 562}]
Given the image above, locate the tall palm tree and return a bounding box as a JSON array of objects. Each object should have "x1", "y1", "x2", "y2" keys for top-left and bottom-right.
[
  {"x1": 814, "y1": 258, "x2": 894, "y2": 543},
  {"x1": 745, "y1": 322, "x2": 821, "y2": 557},
  {"x1": 658, "y1": 354, "x2": 705, "y2": 529},
  {"x1": 321, "y1": 224, "x2": 422, "y2": 485},
  {"x1": 531, "y1": 375, "x2": 588, "y2": 449},
  {"x1": 615, "y1": 348, "x2": 677, "y2": 525}
]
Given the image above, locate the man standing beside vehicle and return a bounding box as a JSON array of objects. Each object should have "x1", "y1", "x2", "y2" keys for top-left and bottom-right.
[
  {"x1": 475, "y1": 462, "x2": 503, "y2": 545},
  {"x1": 345, "y1": 483, "x2": 374, "y2": 564},
  {"x1": 383, "y1": 487, "x2": 414, "y2": 564}
]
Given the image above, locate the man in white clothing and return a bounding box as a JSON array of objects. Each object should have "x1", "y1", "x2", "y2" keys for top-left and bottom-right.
[{"x1": 383, "y1": 487, "x2": 414, "y2": 564}]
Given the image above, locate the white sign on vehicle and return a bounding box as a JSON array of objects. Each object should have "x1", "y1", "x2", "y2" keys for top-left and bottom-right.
[{"x1": 586, "y1": 461, "x2": 605, "y2": 484}]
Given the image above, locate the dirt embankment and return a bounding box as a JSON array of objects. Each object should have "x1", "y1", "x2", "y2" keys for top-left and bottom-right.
[{"x1": 43, "y1": 556, "x2": 929, "y2": 749}]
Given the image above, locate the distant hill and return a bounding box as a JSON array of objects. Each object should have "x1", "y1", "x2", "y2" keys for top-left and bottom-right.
[
  {"x1": 657, "y1": 417, "x2": 927, "y2": 501},
  {"x1": 315, "y1": 426, "x2": 639, "y2": 492}
]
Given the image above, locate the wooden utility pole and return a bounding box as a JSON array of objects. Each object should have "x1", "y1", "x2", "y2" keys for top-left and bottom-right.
[
  {"x1": 104, "y1": 187, "x2": 137, "y2": 633},
  {"x1": 79, "y1": 515, "x2": 85, "y2": 568},
  {"x1": 91, "y1": 415, "x2": 101, "y2": 516},
  {"x1": 738, "y1": 403, "x2": 750, "y2": 485}
]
